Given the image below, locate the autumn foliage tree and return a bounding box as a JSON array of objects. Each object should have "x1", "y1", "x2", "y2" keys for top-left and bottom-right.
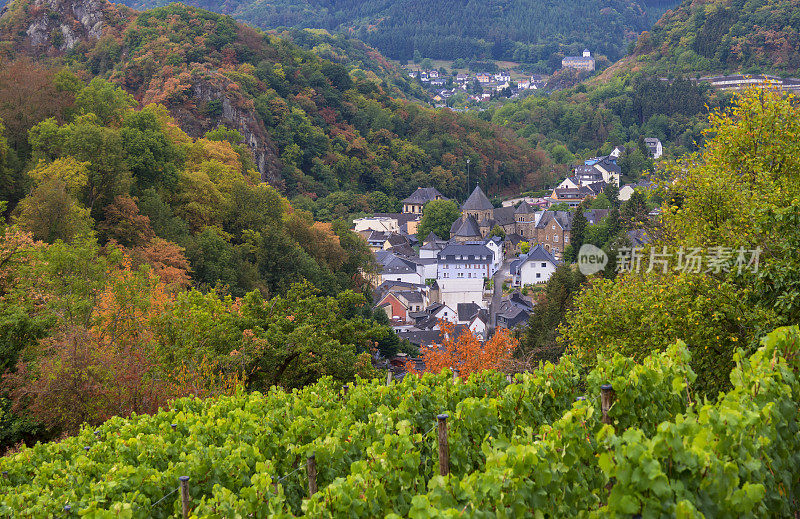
[{"x1": 414, "y1": 320, "x2": 517, "y2": 377}]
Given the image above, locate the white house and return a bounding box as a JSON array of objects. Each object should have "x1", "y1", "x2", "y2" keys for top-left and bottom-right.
[
  {"x1": 436, "y1": 242, "x2": 493, "y2": 309},
  {"x1": 511, "y1": 244, "x2": 559, "y2": 286},
  {"x1": 437, "y1": 243, "x2": 494, "y2": 281},
  {"x1": 380, "y1": 254, "x2": 424, "y2": 285},
  {"x1": 644, "y1": 138, "x2": 663, "y2": 159},
  {"x1": 482, "y1": 236, "x2": 504, "y2": 274},
  {"x1": 469, "y1": 311, "x2": 488, "y2": 340}
]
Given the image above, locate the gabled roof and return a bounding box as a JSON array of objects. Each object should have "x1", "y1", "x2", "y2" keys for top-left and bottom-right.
[
  {"x1": 388, "y1": 243, "x2": 416, "y2": 257},
  {"x1": 536, "y1": 211, "x2": 573, "y2": 231},
  {"x1": 583, "y1": 209, "x2": 610, "y2": 225},
  {"x1": 462, "y1": 185, "x2": 494, "y2": 211},
  {"x1": 420, "y1": 240, "x2": 447, "y2": 251},
  {"x1": 457, "y1": 302, "x2": 481, "y2": 322},
  {"x1": 519, "y1": 244, "x2": 560, "y2": 268},
  {"x1": 382, "y1": 255, "x2": 418, "y2": 274},
  {"x1": 401, "y1": 187, "x2": 446, "y2": 205},
  {"x1": 396, "y1": 290, "x2": 424, "y2": 304}
]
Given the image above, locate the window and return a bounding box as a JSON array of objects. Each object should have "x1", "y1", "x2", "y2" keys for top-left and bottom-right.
[
  {"x1": 552, "y1": 224, "x2": 555, "y2": 230},
  {"x1": 536, "y1": 273, "x2": 541, "y2": 278},
  {"x1": 554, "y1": 235, "x2": 559, "y2": 242}
]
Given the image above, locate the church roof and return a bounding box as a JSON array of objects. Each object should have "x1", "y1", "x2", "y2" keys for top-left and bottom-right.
[
  {"x1": 515, "y1": 201, "x2": 534, "y2": 214},
  {"x1": 462, "y1": 185, "x2": 494, "y2": 212},
  {"x1": 452, "y1": 215, "x2": 482, "y2": 238}
]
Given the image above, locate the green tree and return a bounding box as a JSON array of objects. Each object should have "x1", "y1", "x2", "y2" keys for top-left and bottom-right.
[
  {"x1": 619, "y1": 190, "x2": 648, "y2": 230},
  {"x1": 520, "y1": 264, "x2": 584, "y2": 364},
  {"x1": 74, "y1": 78, "x2": 136, "y2": 126},
  {"x1": 416, "y1": 199, "x2": 460, "y2": 241},
  {"x1": 14, "y1": 178, "x2": 94, "y2": 243},
  {"x1": 488, "y1": 225, "x2": 505, "y2": 239},
  {"x1": 121, "y1": 106, "x2": 181, "y2": 190}
]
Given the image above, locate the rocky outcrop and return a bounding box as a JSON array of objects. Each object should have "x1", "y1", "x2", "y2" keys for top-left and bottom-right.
[
  {"x1": 171, "y1": 78, "x2": 282, "y2": 186},
  {"x1": 20, "y1": 0, "x2": 106, "y2": 51}
]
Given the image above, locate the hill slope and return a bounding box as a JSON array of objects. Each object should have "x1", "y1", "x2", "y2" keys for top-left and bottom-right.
[
  {"x1": 0, "y1": 0, "x2": 549, "y2": 202},
  {"x1": 619, "y1": 0, "x2": 800, "y2": 76},
  {"x1": 113, "y1": 0, "x2": 680, "y2": 65}
]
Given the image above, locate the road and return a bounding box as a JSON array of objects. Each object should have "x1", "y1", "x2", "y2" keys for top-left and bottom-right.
[{"x1": 489, "y1": 258, "x2": 512, "y2": 331}]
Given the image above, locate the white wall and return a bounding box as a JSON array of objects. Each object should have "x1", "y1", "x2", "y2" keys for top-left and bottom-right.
[
  {"x1": 518, "y1": 259, "x2": 557, "y2": 285},
  {"x1": 386, "y1": 271, "x2": 424, "y2": 285},
  {"x1": 437, "y1": 278, "x2": 486, "y2": 309},
  {"x1": 469, "y1": 318, "x2": 487, "y2": 340}
]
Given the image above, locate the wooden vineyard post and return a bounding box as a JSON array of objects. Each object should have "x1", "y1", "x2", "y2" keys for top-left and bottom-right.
[
  {"x1": 307, "y1": 454, "x2": 318, "y2": 496},
  {"x1": 601, "y1": 384, "x2": 615, "y2": 426},
  {"x1": 386, "y1": 370, "x2": 393, "y2": 385},
  {"x1": 437, "y1": 414, "x2": 450, "y2": 476},
  {"x1": 179, "y1": 476, "x2": 190, "y2": 519}
]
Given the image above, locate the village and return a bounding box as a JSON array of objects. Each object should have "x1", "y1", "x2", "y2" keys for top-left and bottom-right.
[
  {"x1": 353, "y1": 142, "x2": 663, "y2": 366},
  {"x1": 402, "y1": 49, "x2": 598, "y2": 104}
]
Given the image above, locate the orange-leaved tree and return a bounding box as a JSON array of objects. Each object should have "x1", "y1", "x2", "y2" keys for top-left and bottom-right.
[{"x1": 414, "y1": 319, "x2": 517, "y2": 377}]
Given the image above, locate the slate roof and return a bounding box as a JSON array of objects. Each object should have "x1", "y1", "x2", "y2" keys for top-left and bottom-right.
[
  {"x1": 492, "y1": 206, "x2": 516, "y2": 227},
  {"x1": 438, "y1": 243, "x2": 493, "y2": 263},
  {"x1": 386, "y1": 234, "x2": 410, "y2": 247},
  {"x1": 401, "y1": 187, "x2": 446, "y2": 205},
  {"x1": 457, "y1": 302, "x2": 481, "y2": 322},
  {"x1": 398, "y1": 325, "x2": 469, "y2": 347},
  {"x1": 515, "y1": 201, "x2": 534, "y2": 214},
  {"x1": 584, "y1": 209, "x2": 610, "y2": 225},
  {"x1": 387, "y1": 243, "x2": 416, "y2": 257},
  {"x1": 424, "y1": 231, "x2": 441, "y2": 243},
  {"x1": 505, "y1": 233, "x2": 525, "y2": 246},
  {"x1": 452, "y1": 215, "x2": 482, "y2": 238},
  {"x1": 536, "y1": 211, "x2": 573, "y2": 231},
  {"x1": 517, "y1": 244, "x2": 560, "y2": 271},
  {"x1": 420, "y1": 240, "x2": 447, "y2": 252},
  {"x1": 381, "y1": 255, "x2": 418, "y2": 274},
  {"x1": 397, "y1": 291, "x2": 424, "y2": 303},
  {"x1": 462, "y1": 185, "x2": 494, "y2": 211}
]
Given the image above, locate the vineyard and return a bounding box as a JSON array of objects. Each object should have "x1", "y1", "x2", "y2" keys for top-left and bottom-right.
[{"x1": 1, "y1": 326, "x2": 800, "y2": 517}]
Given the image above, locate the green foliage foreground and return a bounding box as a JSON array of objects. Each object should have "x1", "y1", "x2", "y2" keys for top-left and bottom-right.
[{"x1": 2, "y1": 325, "x2": 800, "y2": 517}]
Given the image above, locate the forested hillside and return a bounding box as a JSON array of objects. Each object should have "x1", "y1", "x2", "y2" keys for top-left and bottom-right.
[
  {"x1": 113, "y1": 0, "x2": 680, "y2": 66},
  {"x1": 0, "y1": 0, "x2": 549, "y2": 217},
  {"x1": 612, "y1": 0, "x2": 800, "y2": 76},
  {"x1": 489, "y1": 73, "x2": 726, "y2": 181}
]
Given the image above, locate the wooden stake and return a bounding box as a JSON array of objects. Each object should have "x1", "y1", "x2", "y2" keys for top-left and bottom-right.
[
  {"x1": 452, "y1": 369, "x2": 459, "y2": 381},
  {"x1": 307, "y1": 454, "x2": 318, "y2": 495},
  {"x1": 179, "y1": 476, "x2": 190, "y2": 519},
  {"x1": 386, "y1": 370, "x2": 393, "y2": 385},
  {"x1": 437, "y1": 414, "x2": 450, "y2": 476},
  {"x1": 601, "y1": 384, "x2": 615, "y2": 426}
]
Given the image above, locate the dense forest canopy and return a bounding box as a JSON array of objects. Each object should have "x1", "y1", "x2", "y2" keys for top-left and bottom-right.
[
  {"x1": 112, "y1": 0, "x2": 680, "y2": 67},
  {"x1": 613, "y1": 0, "x2": 800, "y2": 76},
  {"x1": 0, "y1": 0, "x2": 554, "y2": 224}
]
